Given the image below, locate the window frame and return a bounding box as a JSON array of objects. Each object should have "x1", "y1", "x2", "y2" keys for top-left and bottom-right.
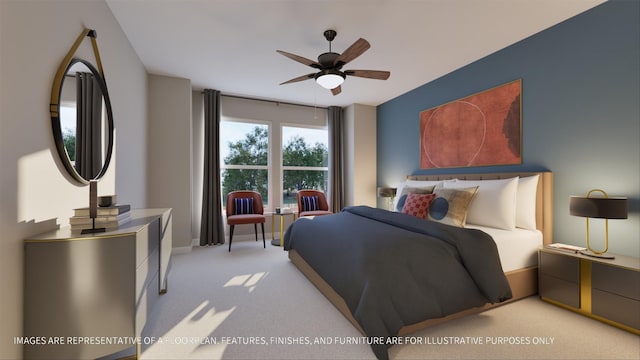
[
  {"x1": 219, "y1": 117, "x2": 272, "y2": 209},
  {"x1": 280, "y1": 123, "x2": 329, "y2": 211},
  {"x1": 218, "y1": 100, "x2": 329, "y2": 214}
]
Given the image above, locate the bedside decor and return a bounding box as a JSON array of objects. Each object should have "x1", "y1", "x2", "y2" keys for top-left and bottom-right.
[
  {"x1": 377, "y1": 187, "x2": 396, "y2": 211},
  {"x1": 570, "y1": 189, "x2": 628, "y2": 259},
  {"x1": 419, "y1": 79, "x2": 522, "y2": 169}
]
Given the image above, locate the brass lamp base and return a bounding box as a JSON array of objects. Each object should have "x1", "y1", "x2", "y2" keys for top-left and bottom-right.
[{"x1": 579, "y1": 249, "x2": 615, "y2": 259}]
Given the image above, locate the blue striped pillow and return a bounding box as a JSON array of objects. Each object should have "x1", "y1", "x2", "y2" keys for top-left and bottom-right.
[
  {"x1": 301, "y1": 195, "x2": 319, "y2": 212},
  {"x1": 234, "y1": 198, "x2": 254, "y2": 215}
]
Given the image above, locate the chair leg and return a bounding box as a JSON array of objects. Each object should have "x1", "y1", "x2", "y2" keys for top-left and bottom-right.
[
  {"x1": 254, "y1": 224, "x2": 258, "y2": 241},
  {"x1": 261, "y1": 223, "x2": 265, "y2": 248},
  {"x1": 229, "y1": 225, "x2": 234, "y2": 252}
]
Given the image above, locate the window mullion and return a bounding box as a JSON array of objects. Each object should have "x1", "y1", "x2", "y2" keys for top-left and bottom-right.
[
  {"x1": 222, "y1": 164, "x2": 269, "y2": 170},
  {"x1": 282, "y1": 166, "x2": 328, "y2": 171}
]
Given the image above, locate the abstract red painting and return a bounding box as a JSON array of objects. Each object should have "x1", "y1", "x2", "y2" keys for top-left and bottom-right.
[{"x1": 420, "y1": 79, "x2": 522, "y2": 169}]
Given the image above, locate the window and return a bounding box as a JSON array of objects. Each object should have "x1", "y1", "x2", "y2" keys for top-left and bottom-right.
[
  {"x1": 282, "y1": 126, "x2": 328, "y2": 210},
  {"x1": 218, "y1": 101, "x2": 329, "y2": 214},
  {"x1": 220, "y1": 121, "x2": 270, "y2": 208}
]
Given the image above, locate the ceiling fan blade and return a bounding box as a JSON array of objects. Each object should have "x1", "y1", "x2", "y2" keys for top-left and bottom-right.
[
  {"x1": 334, "y1": 38, "x2": 370, "y2": 66},
  {"x1": 331, "y1": 86, "x2": 342, "y2": 96},
  {"x1": 280, "y1": 73, "x2": 316, "y2": 85},
  {"x1": 277, "y1": 50, "x2": 321, "y2": 69},
  {"x1": 345, "y1": 69, "x2": 390, "y2": 80}
]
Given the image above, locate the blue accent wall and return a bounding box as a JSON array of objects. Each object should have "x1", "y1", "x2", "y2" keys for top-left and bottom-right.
[{"x1": 377, "y1": 0, "x2": 639, "y2": 256}]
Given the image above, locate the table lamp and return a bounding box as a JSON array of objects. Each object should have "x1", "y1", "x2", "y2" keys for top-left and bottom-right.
[
  {"x1": 377, "y1": 187, "x2": 397, "y2": 211},
  {"x1": 570, "y1": 189, "x2": 627, "y2": 259}
]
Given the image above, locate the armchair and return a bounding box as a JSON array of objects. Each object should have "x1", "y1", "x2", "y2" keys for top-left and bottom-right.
[
  {"x1": 226, "y1": 191, "x2": 266, "y2": 252},
  {"x1": 297, "y1": 190, "x2": 333, "y2": 217}
]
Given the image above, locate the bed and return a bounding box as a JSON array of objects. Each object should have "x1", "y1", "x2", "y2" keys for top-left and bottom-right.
[{"x1": 284, "y1": 171, "x2": 553, "y2": 360}]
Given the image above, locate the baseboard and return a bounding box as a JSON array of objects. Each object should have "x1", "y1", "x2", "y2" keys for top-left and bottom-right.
[
  {"x1": 172, "y1": 245, "x2": 193, "y2": 254},
  {"x1": 228, "y1": 234, "x2": 272, "y2": 242},
  {"x1": 182, "y1": 234, "x2": 272, "y2": 252}
]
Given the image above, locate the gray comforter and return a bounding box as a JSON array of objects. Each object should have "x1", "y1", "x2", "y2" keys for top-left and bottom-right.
[{"x1": 283, "y1": 206, "x2": 512, "y2": 360}]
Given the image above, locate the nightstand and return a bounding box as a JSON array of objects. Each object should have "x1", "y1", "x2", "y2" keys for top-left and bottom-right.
[{"x1": 539, "y1": 248, "x2": 640, "y2": 335}]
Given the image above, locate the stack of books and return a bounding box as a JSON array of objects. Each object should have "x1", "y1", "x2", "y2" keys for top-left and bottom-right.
[{"x1": 70, "y1": 204, "x2": 131, "y2": 232}]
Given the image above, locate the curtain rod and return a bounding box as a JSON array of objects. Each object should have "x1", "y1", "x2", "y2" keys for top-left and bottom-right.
[{"x1": 220, "y1": 93, "x2": 329, "y2": 110}]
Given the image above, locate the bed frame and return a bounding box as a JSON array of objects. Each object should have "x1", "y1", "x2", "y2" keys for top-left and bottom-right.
[{"x1": 288, "y1": 171, "x2": 553, "y2": 336}]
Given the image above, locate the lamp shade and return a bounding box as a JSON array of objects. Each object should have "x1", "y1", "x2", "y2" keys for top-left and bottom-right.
[
  {"x1": 315, "y1": 70, "x2": 345, "y2": 89},
  {"x1": 570, "y1": 196, "x2": 628, "y2": 219},
  {"x1": 377, "y1": 187, "x2": 397, "y2": 198}
]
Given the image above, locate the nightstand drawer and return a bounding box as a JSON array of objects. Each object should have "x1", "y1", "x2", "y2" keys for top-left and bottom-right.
[
  {"x1": 592, "y1": 289, "x2": 640, "y2": 330},
  {"x1": 540, "y1": 273, "x2": 580, "y2": 308},
  {"x1": 592, "y1": 263, "x2": 640, "y2": 300},
  {"x1": 540, "y1": 251, "x2": 580, "y2": 283}
]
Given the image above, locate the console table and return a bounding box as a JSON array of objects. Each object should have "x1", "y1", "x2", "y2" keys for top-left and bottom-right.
[{"x1": 23, "y1": 208, "x2": 172, "y2": 359}]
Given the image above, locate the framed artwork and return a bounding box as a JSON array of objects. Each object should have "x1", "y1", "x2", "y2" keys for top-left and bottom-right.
[{"x1": 420, "y1": 79, "x2": 522, "y2": 169}]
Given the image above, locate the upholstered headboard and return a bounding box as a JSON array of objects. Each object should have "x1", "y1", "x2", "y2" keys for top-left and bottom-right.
[{"x1": 407, "y1": 171, "x2": 553, "y2": 245}]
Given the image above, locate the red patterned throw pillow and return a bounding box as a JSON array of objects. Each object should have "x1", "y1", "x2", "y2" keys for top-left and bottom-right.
[{"x1": 402, "y1": 192, "x2": 436, "y2": 219}]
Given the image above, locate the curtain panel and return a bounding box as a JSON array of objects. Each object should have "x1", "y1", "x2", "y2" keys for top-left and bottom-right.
[
  {"x1": 75, "y1": 72, "x2": 103, "y2": 180},
  {"x1": 328, "y1": 106, "x2": 344, "y2": 213},
  {"x1": 200, "y1": 89, "x2": 225, "y2": 246}
]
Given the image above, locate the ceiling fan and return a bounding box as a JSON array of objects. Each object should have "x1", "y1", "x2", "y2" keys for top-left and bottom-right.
[{"x1": 277, "y1": 30, "x2": 390, "y2": 96}]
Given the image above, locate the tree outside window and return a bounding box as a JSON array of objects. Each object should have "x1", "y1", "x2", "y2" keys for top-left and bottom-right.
[
  {"x1": 60, "y1": 105, "x2": 77, "y2": 162},
  {"x1": 282, "y1": 126, "x2": 328, "y2": 209},
  {"x1": 221, "y1": 123, "x2": 269, "y2": 207}
]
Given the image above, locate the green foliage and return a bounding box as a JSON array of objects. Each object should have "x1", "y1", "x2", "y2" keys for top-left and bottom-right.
[
  {"x1": 221, "y1": 169, "x2": 268, "y2": 205},
  {"x1": 222, "y1": 127, "x2": 268, "y2": 201},
  {"x1": 63, "y1": 129, "x2": 76, "y2": 161},
  {"x1": 282, "y1": 135, "x2": 328, "y2": 193},
  {"x1": 224, "y1": 126, "x2": 268, "y2": 166}
]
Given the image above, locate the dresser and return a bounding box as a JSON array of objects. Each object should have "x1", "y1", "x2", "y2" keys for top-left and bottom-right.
[
  {"x1": 538, "y1": 248, "x2": 640, "y2": 335},
  {"x1": 23, "y1": 208, "x2": 172, "y2": 359}
]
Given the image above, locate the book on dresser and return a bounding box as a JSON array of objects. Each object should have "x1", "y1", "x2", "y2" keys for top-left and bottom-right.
[
  {"x1": 70, "y1": 204, "x2": 131, "y2": 231},
  {"x1": 73, "y1": 204, "x2": 131, "y2": 216}
]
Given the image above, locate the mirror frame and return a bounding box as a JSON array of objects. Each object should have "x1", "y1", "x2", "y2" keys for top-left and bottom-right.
[{"x1": 50, "y1": 29, "x2": 114, "y2": 184}]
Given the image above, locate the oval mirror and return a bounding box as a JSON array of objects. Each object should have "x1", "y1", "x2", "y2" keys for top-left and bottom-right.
[{"x1": 51, "y1": 58, "x2": 114, "y2": 184}]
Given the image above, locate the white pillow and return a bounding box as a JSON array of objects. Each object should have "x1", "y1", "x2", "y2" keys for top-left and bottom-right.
[
  {"x1": 516, "y1": 175, "x2": 539, "y2": 230},
  {"x1": 443, "y1": 177, "x2": 519, "y2": 230},
  {"x1": 393, "y1": 180, "x2": 445, "y2": 211}
]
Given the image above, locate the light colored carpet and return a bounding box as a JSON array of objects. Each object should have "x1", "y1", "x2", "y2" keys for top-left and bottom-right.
[{"x1": 141, "y1": 241, "x2": 639, "y2": 360}]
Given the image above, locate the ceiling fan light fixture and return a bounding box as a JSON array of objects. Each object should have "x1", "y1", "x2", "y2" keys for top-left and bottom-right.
[{"x1": 316, "y1": 70, "x2": 345, "y2": 89}]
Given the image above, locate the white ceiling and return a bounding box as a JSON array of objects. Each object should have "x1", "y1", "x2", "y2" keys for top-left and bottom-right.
[{"x1": 106, "y1": 0, "x2": 605, "y2": 108}]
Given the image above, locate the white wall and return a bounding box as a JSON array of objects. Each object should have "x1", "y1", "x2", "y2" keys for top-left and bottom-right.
[
  {"x1": 0, "y1": 1, "x2": 148, "y2": 358},
  {"x1": 344, "y1": 104, "x2": 377, "y2": 207},
  {"x1": 148, "y1": 75, "x2": 192, "y2": 248}
]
